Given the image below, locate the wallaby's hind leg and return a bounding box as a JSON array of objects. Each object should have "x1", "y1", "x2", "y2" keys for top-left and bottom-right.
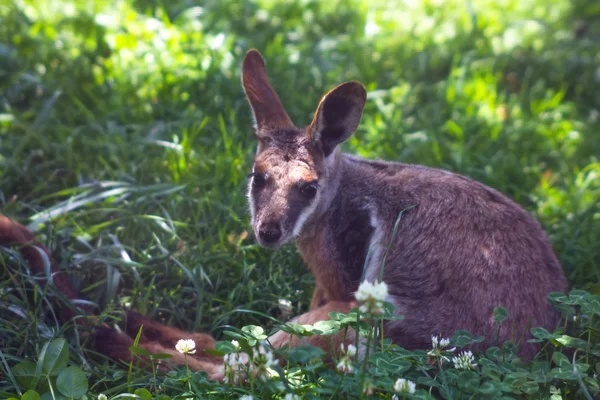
[
  {"x1": 268, "y1": 300, "x2": 357, "y2": 363},
  {"x1": 94, "y1": 325, "x2": 224, "y2": 381},
  {"x1": 124, "y1": 310, "x2": 222, "y2": 364}
]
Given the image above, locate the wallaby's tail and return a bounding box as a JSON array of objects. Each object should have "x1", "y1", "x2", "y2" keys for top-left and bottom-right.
[
  {"x1": 0, "y1": 214, "x2": 223, "y2": 380},
  {"x1": 0, "y1": 214, "x2": 95, "y2": 322}
]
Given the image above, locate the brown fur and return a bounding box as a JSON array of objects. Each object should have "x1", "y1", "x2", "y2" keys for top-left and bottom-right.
[{"x1": 242, "y1": 49, "x2": 569, "y2": 359}]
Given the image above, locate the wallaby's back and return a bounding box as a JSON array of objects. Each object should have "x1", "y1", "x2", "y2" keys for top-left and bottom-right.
[{"x1": 333, "y1": 155, "x2": 567, "y2": 357}]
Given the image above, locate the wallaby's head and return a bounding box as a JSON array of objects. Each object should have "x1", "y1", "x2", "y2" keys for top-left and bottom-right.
[{"x1": 242, "y1": 49, "x2": 367, "y2": 248}]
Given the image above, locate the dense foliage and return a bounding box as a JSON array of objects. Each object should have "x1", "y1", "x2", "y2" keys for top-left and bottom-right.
[{"x1": 0, "y1": 0, "x2": 598, "y2": 398}]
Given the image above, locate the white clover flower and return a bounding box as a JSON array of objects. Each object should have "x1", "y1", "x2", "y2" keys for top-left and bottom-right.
[
  {"x1": 175, "y1": 339, "x2": 196, "y2": 354},
  {"x1": 427, "y1": 335, "x2": 455, "y2": 362},
  {"x1": 355, "y1": 280, "x2": 388, "y2": 316},
  {"x1": 393, "y1": 378, "x2": 416, "y2": 393},
  {"x1": 98, "y1": 395, "x2": 108, "y2": 400},
  {"x1": 452, "y1": 350, "x2": 477, "y2": 370},
  {"x1": 279, "y1": 298, "x2": 293, "y2": 318},
  {"x1": 336, "y1": 343, "x2": 355, "y2": 373},
  {"x1": 249, "y1": 342, "x2": 278, "y2": 381},
  {"x1": 346, "y1": 344, "x2": 356, "y2": 357},
  {"x1": 355, "y1": 280, "x2": 388, "y2": 302},
  {"x1": 223, "y1": 350, "x2": 249, "y2": 384},
  {"x1": 336, "y1": 357, "x2": 353, "y2": 374},
  {"x1": 340, "y1": 343, "x2": 356, "y2": 357}
]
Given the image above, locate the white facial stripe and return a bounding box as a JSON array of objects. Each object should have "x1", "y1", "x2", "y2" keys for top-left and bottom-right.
[
  {"x1": 247, "y1": 169, "x2": 257, "y2": 223},
  {"x1": 364, "y1": 206, "x2": 385, "y2": 283},
  {"x1": 292, "y1": 193, "x2": 319, "y2": 237}
]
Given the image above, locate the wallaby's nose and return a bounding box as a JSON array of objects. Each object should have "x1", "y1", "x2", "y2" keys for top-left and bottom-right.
[{"x1": 259, "y1": 223, "x2": 282, "y2": 244}]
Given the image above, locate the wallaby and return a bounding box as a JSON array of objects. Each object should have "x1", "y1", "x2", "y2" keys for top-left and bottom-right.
[{"x1": 241, "y1": 49, "x2": 569, "y2": 359}]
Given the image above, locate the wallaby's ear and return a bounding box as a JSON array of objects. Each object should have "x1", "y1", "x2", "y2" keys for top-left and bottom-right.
[
  {"x1": 242, "y1": 49, "x2": 294, "y2": 134},
  {"x1": 308, "y1": 81, "x2": 366, "y2": 156}
]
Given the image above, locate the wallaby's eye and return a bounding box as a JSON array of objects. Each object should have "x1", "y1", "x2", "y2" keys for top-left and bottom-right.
[
  {"x1": 301, "y1": 182, "x2": 319, "y2": 198},
  {"x1": 249, "y1": 172, "x2": 266, "y2": 188}
]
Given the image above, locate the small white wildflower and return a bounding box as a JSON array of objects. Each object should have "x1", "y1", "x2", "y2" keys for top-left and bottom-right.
[
  {"x1": 340, "y1": 343, "x2": 357, "y2": 357},
  {"x1": 452, "y1": 350, "x2": 477, "y2": 370},
  {"x1": 284, "y1": 394, "x2": 301, "y2": 400},
  {"x1": 249, "y1": 342, "x2": 278, "y2": 381},
  {"x1": 336, "y1": 357, "x2": 353, "y2": 374},
  {"x1": 223, "y1": 349, "x2": 249, "y2": 384},
  {"x1": 355, "y1": 280, "x2": 388, "y2": 302},
  {"x1": 279, "y1": 298, "x2": 293, "y2": 318},
  {"x1": 355, "y1": 280, "x2": 388, "y2": 315},
  {"x1": 346, "y1": 344, "x2": 356, "y2": 357},
  {"x1": 175, "y1": 339, "x2": 196, "y2": 354},
  {"x1": 98, "y1": 395, "x2": 108, "y2": 400},
  {"x1": 231, "y1": 340, "x2": 240, "y2": 349},
  {"x1": 394, "y1": 378, "x2": 416, "y2": 393},
  {"x1": 427, "y1": 335, "x2": 455, "y2": 362},
  {"x1": 336, "y1": 343, "x2": 355, "y2": 374}
]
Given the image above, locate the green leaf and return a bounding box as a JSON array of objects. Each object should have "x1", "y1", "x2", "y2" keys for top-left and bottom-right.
[
  {"x1": 555, "y1": 335, "x2": 589, "y2": 350},
  {"x1": 552, "y1": 352, "x2": 570, "y2": 367},
  {"x1": 504, "y1": 372, "x2": 528, "y2": 389},
  {"x1": 21, "y1": 390, "x2": 40, "y2": 400},
  {"x1": 458, "y1": 370, "x2": 480, "y2": 391},
  {"x1": 312, "y1": 320, "x2": 340, "y2": 335},
  {"x1": 501, "y1": 341, "x2": 518, "y2": 361},
  {"x1": 151, "y1": 352, "x2": 174, "y2": 360},
  {"x1": 277, "y1": 322, "x2": 312, "y2": 336},
  {"x1": 241, "y1": 325, "x2": 266, "y2": 340},
  {"x1": 374, "y1": 358, "x2": 412, "y2": 374},
  {"x1": 288, "y1": 345, "x2": 326, "y2": 364},
  {"x1": 56, "y1": 366, "x2": 88, "y2": 398},
  {"x1": 478, "y1": 381, "x2": 501, "y2": 394},
  {"x1": 493, "y1": 307, "x2": 508, "y2": 323},
  {"x1": 548, "y1": 292, "x2": 568, "y2": 303},
  {"x1": 519, "y1": 380, "x2": 538, "y2": 394},
  {"x1": 567, "y1": 290, "x2": 590, "y2": 304},
  {"x1": 530, "y1": 361, "x2": 552, "y2": 383},
  {"x1": 417, "y1": 376, "x2": 441, "y2": 388},
  {"x1": 39, "y1": 393, "x2": 67, "y2": 400},
  {"x1": 451, "y1": 330, "x2": 484, "y2": 347},
  {"x1": 12, "y1": 362, "x2": 38, "y2": 390},
  {"x1": 530, "y1": 327, "x2": 551, "y2": 339},
  {"x1": 485, "y1": 347, "x2": 502, "y2": 362},
  {"x1": 129, "y1": 346, "x2": 151, "y2": 358},
  {"x1": 134, "y1": 388, "x2": 153, "y2": 399},
  {"x1": 39, "y1": 339, "x2": 69, "y2": 376}
]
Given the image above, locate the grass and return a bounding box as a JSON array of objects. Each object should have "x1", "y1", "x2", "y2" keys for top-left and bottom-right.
[{"x1": 0, "y1": 0, "x2": 599, "y2": 398}]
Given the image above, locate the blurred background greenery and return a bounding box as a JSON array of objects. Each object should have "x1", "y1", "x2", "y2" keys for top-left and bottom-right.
[{"x1": 0, "y1": 0, "x2": 598, "y2": 348}]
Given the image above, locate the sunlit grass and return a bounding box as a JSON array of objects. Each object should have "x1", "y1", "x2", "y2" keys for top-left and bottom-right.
[{"x1": 0, "y1": 0, "x2": 598, "y2": 398}]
